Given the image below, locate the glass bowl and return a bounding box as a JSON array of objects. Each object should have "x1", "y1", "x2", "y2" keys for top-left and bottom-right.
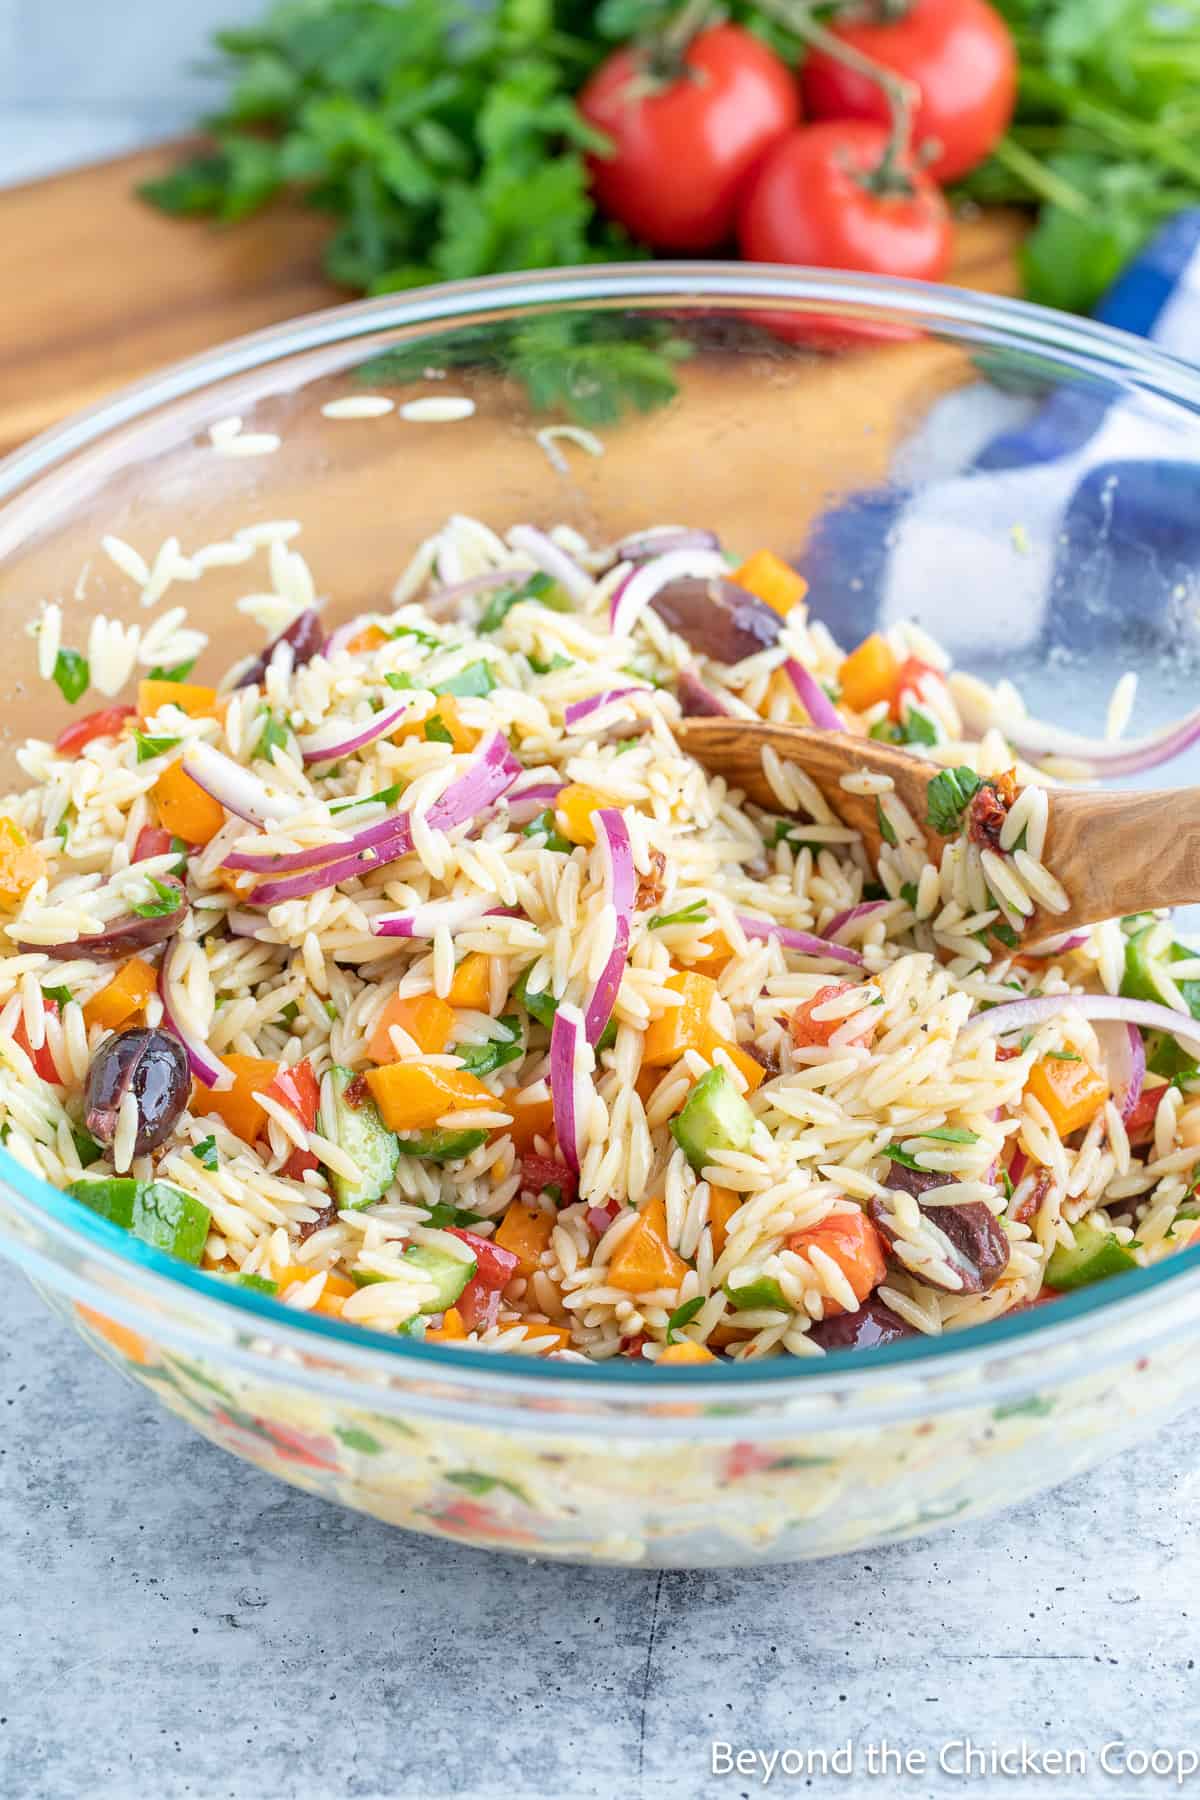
[{"x1": 4, "y1": 264, "x2": 1200, "y2": 1567}]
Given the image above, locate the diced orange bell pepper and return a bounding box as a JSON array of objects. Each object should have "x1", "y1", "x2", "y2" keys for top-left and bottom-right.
[
  {"x1": 345, "y1": 623, "x2": 388, "y2": 653},
  {"x1": 447, "y1": 952, "x2": 491, "y2": 1011},
  {"x1": 507, "y1": 1087, "x2": 555, "y2": 1153},
  {"x1": 190, "y1": 1053, "x2": 281, "y2": 1143},
  {"x1": 555, "y1": 784, "x2": 611, "y2": 847},
  {"x1": 734, "y1": 550, "x2": 809, "y2": 618},
  {"x1": 311, "y1": 1271, "x2": 356, "y2": 1318},
  {"x1": 493, "y1": 1201, "x2": 556, "y2": 1278},
  {"x1": 213, "y1": 866, "x2": 253, "y2": 899},
  {"x1": 364, "y1": 1062, "x2": 505, "y2": 1132},
  {"x1": 137, "y1": 678, "x2": 218, "y2": 721},
  {"x1": 707, "y1": 1319, "x2": 753, "y2": 1349},
  {"x1": 425, "y1": 1306, "x2": 467, "y2": 1342},
  {"x1": 642, "y1": 971, "x2": 720, "y2": 1067},
  {"x1": 787, "y1": 1211, "x2": 887, "y2": 1315},
  {"x1": 392, "y1": 693, "x2": 477, "y2": 755},
  {"x1": 707, "y1": 1185, "x2": 742, "y2": 1258},
  {"x1": 688, "y1": 928, "x2": 735, "y2": 976},
  {"x1": 151, "y1": 763, "x2": 226, "y2": 846},
  {"x1": 606, "y1": 1195, "x2": 688, "y2": 1295},
  {"x1": 0, "y1": 816, "x2": 45, "y2": 906},
  {"x1": 1026, "y1": 1055, "x2": 1109, "y2": 1138},
  {"x1": 838, "y1": 633, "x2": 900, "y2": 714},
  {"x1": 509, "y1": 1320, "x2": 573, "y2": 1353},
  {"x1": 658, "y1": 1338, "x2": 717, "y2": 1365},
  {"x1": 368, "y1": 992, "x2": 455, "y2": 1062},
  {"x1": 704, "y1": 1032, "x2": 765, "y2": 1094},
  {"x1": 83, "y1": 956, "x2": 157, "y2": 1032}
]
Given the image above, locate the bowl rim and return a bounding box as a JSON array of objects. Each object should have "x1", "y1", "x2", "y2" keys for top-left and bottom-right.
[{"x1": 5, "y1": 257, "x2": 1200, "y2": 1394}]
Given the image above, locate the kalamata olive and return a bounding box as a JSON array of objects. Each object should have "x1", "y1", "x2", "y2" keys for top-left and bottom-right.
[
  {"x1": 883, "y1": 1160, "x2": 954, "y2": 1200},
  {"x1": 650, "y1": 577, "x2": 781, "y2": 665},
  {"x1": 676, "y1": 669, "x2": 733, "y2": 717},
  {"x1": 871, "y1": 1171, "x2": 1010, "y2": 1296},
  {"x1": 19, "y1": 877, "x2": 188, "y2": 961},
  {"x1": 236, "y1": 606, "x2": 323, "y2": 689},
  {"x1": 809, "y1": 1296, "x2": 914, "y2": 1352},
  {"x1": 85, "y1": 1026, "x2": 189, "y2": 1156}
]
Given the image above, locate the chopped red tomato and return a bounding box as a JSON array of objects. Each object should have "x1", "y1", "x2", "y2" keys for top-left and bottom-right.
[
  {"x1": 446, "y1": 1227, "x2": 519, "y2": 1292},
  {"x1": 282, "y1": 1148, "x2": 321, "y2": 1181},
  {"x1": 890, "y1": 656, "x2": 939, "y2": 721},
  {"x1": 456, "y1": 1280, "x2": 502, "y2": 1333},
  {"x1": 132, "y1": 825, "x2": 174, "y2": 863},
  {"x1": 14, "y1": 995, "x2": 60, "y2": 1082},
  {"x1": 789, "y1": 983, "x2": 874, "y2": 1050},
  {"x1": 520, "y1": 1153, "x2": 577, "y2": 1205},
  {"x1": 265, "y1": 1059, "x2": 320, "y2": 1132},
  {"x1": 1125, "y1": 1083, "x2": 1169, "y2": 1146},
  {"x1": 54, "y1": 706, "x2": 136, "y2": 758}
]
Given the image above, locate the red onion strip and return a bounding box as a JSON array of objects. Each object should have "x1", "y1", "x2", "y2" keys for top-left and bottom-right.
[
  {"x1": 158, "y1": 938, "x2": 232, "y2": 1090},
  {"x1": 616, "y1": 528, "x2": 720, "y2": 561},
  {"x1": 677, "y1": 671, "x2": 732, "y2": 718},
  {"x1": 1095, "y1": 1020, "x2": 1146, "y2": 1123},
  {"x1": 584, "y1": 809, "x2": 635, "y2": 1046},
  {"x1": 965, "y1": 701, "x2": 1200, "y2": 779},
  {"x1": 182, "y1": 743, "x2": 303, "y2": 828},
  {"x1": 609, "y1": 547, "x2": 728, "y2": 640},
  {"x1": 563, "y1": 688, "x2": 642, "y2": 731},
  {"x1": 502, "y1": 781, "x2": 566, "y2": 825},
  {"x1": 297, "y1": 698, "x2": 416, "y2": 766},
  {"x1": 785, "y1": 659, "x2": 844, "y2": 732},
  {"x1": 735, "y1": 913, "x2": 864, "y2": 968},
  {"x1": 549, "y1": 1005, "x2": 585, "y2": 1173},
  {"x1": 963, "y1": 994, "x2": 1200, "y2": 1060},
  {"x1": 825, "y1": 900, "x2": 889, "y2": 939},
  {"x1": 372, "y1": 895, "x2": 498, "y2": 939},
  {"x1": 507, "y1": 526, "x2": 592, "y2": 603}
]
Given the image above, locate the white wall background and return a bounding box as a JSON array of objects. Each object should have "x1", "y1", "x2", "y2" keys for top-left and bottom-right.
[{"x1": 0, "y1": 0, "x2": 269, "y2": 183}]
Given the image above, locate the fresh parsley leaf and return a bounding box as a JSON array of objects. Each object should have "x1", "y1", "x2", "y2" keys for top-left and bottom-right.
[
  {"x1": 877, "y1": 799, "x2": 898, "y2": 848},
  {"x1": 254, "y1": 712, "x2": 289, "y2": 761},
  {"x1": 279, "y1": 1000, "x2": 300, "y2": 1027},
  {"x1": 991, "y1": 919, "x2": 1021, "y2": 950},
  {"x1": 433, "y1": 660, "x2": 495, "y2": 699},
  {"x1": 869, "y1": 718, "x2": 903, "y2": 744},
  {"x1": 455, "y1": 1015, "x2": 523, "y2": 1078},
  {"x1": 528, "y1": 651, "x2": 571, "y2": 676},
  {"x1": 648, "y1": 900, "x2": 709, "y2": 930},
  {"x1": 918, "y1": 1127, "x2": 980, "y2": 1145},
  {"x1": 925, "y1": 767, "x2": 983, "y2": 836},
  {"x1": 131, "y1": 878, "x2": 185, "y2": 920},
  {"x1": 900, "y1": 882, "x2": 919, "y2": 908},
  {"x1": 147, "y1": 658, "x2": 197, "y2": 683},
  {"x1": 330, "y1": 783, "x2": 403, "y2": 814},
  {"x1": 1000, "y1": 1169, "x2": 1014, "y2": 1202},
  {"x1": 52, "y1": 648, "x2": 89, "y2": 704},
  {"x1": 134, "y1": 730, "x2": 182, "y2": 764},
  {"x1": 1044, "y1": 1049, "x2": 1082, "y2": 1062},
  {"x1": 523, "y1": 808, "x2": 571, "y2": 854},
  {"x1": 41, "y1": 985, "x2": 73, "y2": 1007},
  {"x1": 666, "y1": 1295, "x2": 705, "y2": 1344},
  {"x1": 445, "y1": 1469, "x2": 528, "y2": 1503},
  {"x1": 390, "y1": 623, "x2": 441, "y2": 650},
  {"x1": 424, "y1": 716, "x2": 455, "y2": 745},
  {"x1": 596, "y1": 1016, "x2": 617, "y2": 1054},
  {"x1": 514, "y1": 967, "x2": 557, "y2": 1033},
  {"x1": 192, "y1": 1135, "x2": 220, "y2": 1171},
  {"x1": 71, "y1": 1127, "x2": 104, "y2": 1169},
  {"x1": 897, "y1": 704, "x2": 938, "y2": 747},
  {"x1": 384, "y1": 671, "x2": 415, "y2": 691},
  {"x1": 883, "y1": 1144, "x2": 924, "y2": 1170},
  {"x1": 478, "y1": 571, "x2": 566, "y2": 634},
  {"x1": 424, "y1": 1200, "x2": 488, "y2": 1229}
]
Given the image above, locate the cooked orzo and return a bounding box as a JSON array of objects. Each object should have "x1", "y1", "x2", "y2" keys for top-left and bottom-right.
[{"x1": 5, "y1": 512, "x2": 1200, "y2": 1364}]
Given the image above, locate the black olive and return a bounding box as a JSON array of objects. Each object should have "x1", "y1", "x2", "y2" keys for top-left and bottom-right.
[
  {"x1": 871, "y1": 1171, "x2": 1010, "y2": 1295},
  {"x1": 236, "y1": 607, "x2": 323, "y2": 689},
  {"x1": 85, "y1": 1027, "x2": 189, "y2": 1156},
  {"x1": 808, "y1": 1296, "x2": 914, "y2": 1352}
]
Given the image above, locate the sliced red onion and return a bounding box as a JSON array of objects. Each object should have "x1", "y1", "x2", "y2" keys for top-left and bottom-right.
[
  {"x1": 157, "y1": 937, "x2": 231, "y2": 1090},
  {"x1": 785, "y1": 659, "x2": 844, "y2": 732},
  {"x1": 1021, "y1": 931, "x2": 1088, "y2": 958},
  {"x1": 507, "y1": 526, "x2": 592, "y2": 603},
  {"x1": 236, "y1": 608, "x2": 323, "y2": 690},
  {"x1": 965, "y1": 700, "x2": 1200, "y2": 779},
  {"x1": 735, "y1": 913, "x2": 864, "y2": 968},
  {"x1": 247, "y1": 732, "x2": 520, "y2": 905},
  {"x1": 963, "y1": 994, "x2": 1200, "y2": 1060},
  {"x1": 1095, "y1": 1020, "x2": 1146, "y2": 1123},
  {"x1": 825, "y1": 900, "x2": 889, "y2": 940},
  {"x1": 1008, "y1": 1148, "x2": 1028, "y2": 1189},
  {"x1": 421, "y1": 568, "x2": 532, "y2": 621},
  {"x1": 323, "y1": 616, "x2": 375, "y2": 658},
  {"x1": 182, "y1": 743, "x2": 303, "y2": 827},
  {"x1": 609, "y1": 547, "x2": 728, "y2": 639},
  {"x1": 225, "y1": 909, "x2": 268, "y2": 940},
  {"x1": 677, "y1": 671, "x2": 732, "y2": 717},
  {"x1": 584, "y1": 809, "x2": 635, "y2": 1046},
  {"x1": 224, "y1": 810, "x2": 409, "y2": 874},
  {"x1": 372, "y1": 895, "x2": 498, "y2": 938},
  {"x1": 563, "y1": 687, "x2": 642, "y2": 731},
  {"x1": 297, "y1": 698, "x2": 415, "y2": 766},
  {"x1": 616, "y1": 528, "x2": 721, "y2": 561},
  {"x1": 502, "y1": 780, "x2": 567, "y2": 825},
  {"x1": 549, "y1": 1004, "x2": 585, "y2": 1173}
]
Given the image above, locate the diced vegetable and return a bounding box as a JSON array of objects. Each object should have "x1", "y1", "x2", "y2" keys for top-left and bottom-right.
[
  {"x1": 705, "y1": 1033, "x2": 766, "y2": 1094},
  {"x1": 1026, "y1": 1055, "x2": 1109, "y2": 1137},
  {"x1": 707, "y1": 1185, "x2": 742, "y2": 1258},
  {"x1": 425, "y1": 1306, "x2": 467, "y2": 1342},
  {"x1": 1045, "y1": 1218, "x2": 1138, "y2": 1291},
  {"x1": 54, "y1": 706, "x2": 136, "y2": 758},
  {"x1": 606, "y1": 1195, "x2": 688, "y2": 1295},
  {"x1": 838, "y1": 634, "x2": 899, "y2": 713},
  {"x1": 190, "y1": 1053, "x2": 281, "y2": 1142},
  {"x1": 493, "y1": 1200, "x2": 556, "y2": 1278},
  {"x1": 789, "y1": 982, "x2": 873, "y2": 1049},
  {"x1": 13, "y1": 995, "x2": 60, "y2": 1082},
  {"x1": 137, "y1": 678, "x2": 218, "y2": 720},
  {"x1": 393, "y1": 693, "x2": 477, "y2": 755},
  {"x1": 394, "y1": 1128, "x2": 488, "y2": 1162},
  {"x1": 403, "y1": 1243, "x2": 476, "y2": 1312},
  {"x1": 507, "y1": 1087, "x2": 555, "y2": 1152},
  {"x1": 1122, "y1": 925, "x2": 1200, "y2": 1018},
  {"x1": 264, "y1": 1058, "x2": 320, "y2": 1131},
  {"x1": 507, "y1": 1321, "x2": 573, "y2": 1353},
  {"x1": 671, "y1": 1067, "x2": 756, "y2": 1172},
  {"x1": 657, "y1": 1339, "x2": 718, "y2": 1365},
  {"x1": 83, "y1": 957, "x2": 157, "y2": 1032},
  {"x1": 447, "y1": 953, "x2": 491, "y2": 1010},
  {"x1": 890, "y1": 656, "x2": 939, "y2": 722},
  {"x1": 787, "y1": 1211, "x2": 887, "y2": 1313},
  {"x1": 345, "y1": 623, "x2": 388, "y2": 653},
  {"x1": 368, "y1": 992, "x2": 455, "y2": 1061},
  {"x1": 555, "y1": 784, "x2": 610, "y2": 847},
  {"x1": 323, "y1": 1064, "x2": 400, "y2": 1209},
  {"x1": 150, "y1": 762, "x2": 226, "y2": 845},
  {"x1": 445, "y1": 1226, "x2": 520, "y2": 1291},
  {"x1": 69, "y1": 1175, "x2": 211, "y2": 1265},
  {"x1": 733, "y1": 550, "x2": 808, "y2": 619},
  {"x1": 364, "y1": 1061, "x2": 505, "y2": 1131},
  {"x1": 642, "y1": 971, "x2": 720, "y2": 1066},
  {"x1": 723, "y1": 1270, "x2": 787, "y2": 1311},
  {"x1": 0, "y1": 817, "x2": 46, "y2": 907}
]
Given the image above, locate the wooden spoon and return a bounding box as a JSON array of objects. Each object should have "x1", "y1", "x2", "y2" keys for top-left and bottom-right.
[{"x1": 675, "y1": 716, "x2": 1200, "y2": 945}]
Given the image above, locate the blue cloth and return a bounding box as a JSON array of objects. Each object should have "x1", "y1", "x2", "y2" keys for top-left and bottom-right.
[{"x1": 799, "y1": 210, "x2": 1200, "y2": 657}]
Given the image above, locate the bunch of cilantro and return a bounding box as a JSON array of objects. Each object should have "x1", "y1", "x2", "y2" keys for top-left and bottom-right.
[{"x1": 959, "y1": 0, "x2": 1200, "y2": 313}]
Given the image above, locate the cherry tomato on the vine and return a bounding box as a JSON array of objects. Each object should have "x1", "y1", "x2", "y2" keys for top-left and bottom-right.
[
  {"x1": 578, "y1": 24, "x2": 800, "y2": 252},
  {"x1": 801, "y1": 0, "x2": 1016, "y2": 185}
]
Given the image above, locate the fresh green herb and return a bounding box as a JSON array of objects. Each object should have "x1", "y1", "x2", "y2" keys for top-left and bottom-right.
[
  {"x1": 1019, "y1": 1032, "x2": 1035, "y2": 1053},
  {"x1": 134, "y1": 730, "x2": 182, "y2": 763},
  {"x1": 666, "y1": 1295, "x2": 705, "y2": 1344},
  {"x1": 514, "y1": 967, "x2": 557, "y2": 1033},
  {"x1": 42, "y1": 985, "x2": 73, "y2": 1008},
  {"x1": 925, "y1": 766, "x2": 983, "y2": 836},
  {"x1": 876, "y1": 799, "x2": 898, "y2": 848},
  {"x1": 1000, "y1": 1169, "x2": 1015, "y2": 1203},
  {"x1": 424, "y1": 716, "x2": 454, "y2": 745},
  {"x1": 478, "y1": 571, "x2": 566, "y2": 634},
  {"x1": 254, "y1": 712, "x2": 289, "y2": 761},
  {"x1": 71, "y1": 1127, "x2": 104, "y2": 1169},
  {"x1": 918, "y1": 1127, "x2": 980, "y2": 1145},
  {"x1": 648, "y1": 900, "x2": 709, "y2": 930},
  {"x1": 433, "y1": 660, "x2": 496, "y2": 699},
  {"x1": 278, "y1": 1000, "x2": 301, "y2": 1028},
  {"x1": 883, "y1": 1144, "x2": 924, "y2": 1170},
  {"x1": 131, "y1": 878, "x2": 185, "y2": 920},
  {"x1": 323, "y1": 999, "x2": 339, "y2": 1021},
  {"x1": 862, "y1": 883, "x2": 888, "y2": 903},
  {"x1": 192, "y1": 1135, "x2": 220, "y2": 1171},
  {"x1": 897, "y1": 705, "x2": 938, "y2": 748},
  {"x1": 147, "y1": 658, "x2": 198, "y2": 683},
  {"x1": 614, "y1": 737, "x2": 640, "y2": 754},
  {"x1": 868, "y1": 719, "x2": 902, "y2": 745},
  {"x1": 390, "y1": 622, "x2": 441, "y2": 649},
  {"x1": 1045, "y1": 1048, "x2": 1083, "y2": 1062},
  {"x1": 900, "y1": 882, "x2": 919, "y2": 908},
  {"x1": 528, "y1": 651, "x2": 572, "y2": 676},
  {"x1": 423, "y1": 1200, "x2": 488, "y2": 1228},
  {"x1": 596, "y1": 1016, "x2": 618, "y2": 1054},
  {"x1": 383, "y1": 671, "x2": 415, "y2": 691},
  {"x1": 991, "y1": 919, "x2": 1021, "y2": 951},
  {"x1": 455, "y1": 1015, "x2": 523, "y2": 1078},
  {"x1": 52, "y1": 648, "x2": 89, "y2": 704},
  {"x1": 330, "y1": 783, "x2": 403, "y2": 814},
  {"x1": 523, "y1": 809, "x2": 572, "y2": 854},
  {"x1": 54, "y1": 807, "x2": 73, "y2": 846}
]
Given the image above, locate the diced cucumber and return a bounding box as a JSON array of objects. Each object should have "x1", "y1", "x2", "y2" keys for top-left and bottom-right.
[
  {"x1": 670, "y1": 1067, "x2": 756, "y2": 1172},
  {"x1": 394, "y1": 1128, "x2": 488, "y2": 1163},
  {"x1": 1045, "y1": 1218, "x2": 1138, "y2": 1291},
  {"x1": 69, "y1": 1176, "x2": 211, "y2": 1266},
  {"x1": 403, "y1": 1244, "x2": 476, "y2": 1312},
  {"x1": 324, "y1": 1065, "x2": 399, "y2": 1210},
  {"x1": 1122, "y1": 926, "x2": 1200, "y2": 1018},
  {"x1": 723, "y1": 1272, "x2": 787, "y2": 1311},
  {"x1": 1144, "y1": 1029, "x2": 1200, "y2": 1085}
]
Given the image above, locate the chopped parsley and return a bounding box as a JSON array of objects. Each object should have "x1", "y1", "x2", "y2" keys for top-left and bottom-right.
[
  {"x1": 41, "y1": 984, "x2": 73, "y2": 1007},
  {"x1": 146, "y1": 657, "x2": 197, "y2": 683},
  {"x1": 192, "y1": 1135, "x2": 220, "y2": 1171},
  {"x1": 330, "y1": 784, "x2": 403, "y2": 815},
  {"x1": 389, "y1": 623, "x2": 441, "y2": 650},
  {"x1": 131, "y1": 877, "x2": 185, "y2": 920},
  {"x1": 925, "y1": 766, "x2": 983, "y2": 836},
  {"x1": 455, "y1": 1016, "x2": 523, "y2": 1078},
  {"x1": 876, "y1": 799, "x2": 898, "y2": 848},
  {"x1": 278, "y1": 1000, "x2": 300, "y2": 1027},
  {"x1": 52, "y1": 648, "x2": 89, "y2": 704},
  {"x1": 991, "y1": 919, "x2": 1021, "y2": 950},
  {"x1": 648, "y1": 900, "x2": 709, "y2": 930},
  {"x1": 523, "y1": 809, "x2": 572, "y2": 854},
  {"x1": 527, "y1": 652, "x2": 571, "y2": 676},
  {"x1": 883, "y1": 1144, "x2": 924, "y2": 1170},
  {"x1": 478, "y1": 571, "x2": 565, "y2": 633},
  {"x1": 665, "y1": 1295, "x2": 705, "y2": 1344},
  {"x1": 424, "y1": 716, "x2": 455, "y2": 745},
  {"x1": 424, "y1": 1200, "x2": 488, "y2": 1229},
  {"x1": 897, "y1": 704, "x2": 938, "y2": 747},
  {"x1": 71, "y1": 1127, "x2": 104, "y2": 1169},
  {"x1": 134, "y1": 730, "x2": 181, "y2": 763},
  {"x1": 900, "y1": 882, "x2": 919, "y2": 908},
  {"x1": 383, "y1": 670, "x2": 415, "y2": 691},
  {"x1": 514, "y1": 968, "x2": 557, "y2": 1032},
  {"x1": 254, "y1": 712, "x2": 289, "y2": 761},
  {"x1": 433, "y1": 660, "x2": 495, "y2": 699}
]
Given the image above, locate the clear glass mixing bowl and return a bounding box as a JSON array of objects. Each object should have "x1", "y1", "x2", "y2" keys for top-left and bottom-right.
[{"x1": 3, "y1": 265, "x2": 1200, "y2": 1567}]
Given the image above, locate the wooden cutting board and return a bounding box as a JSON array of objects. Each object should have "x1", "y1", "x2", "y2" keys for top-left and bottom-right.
[{"x1": 0, "y1": 143, "x2": 1030, "y2": 461}]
